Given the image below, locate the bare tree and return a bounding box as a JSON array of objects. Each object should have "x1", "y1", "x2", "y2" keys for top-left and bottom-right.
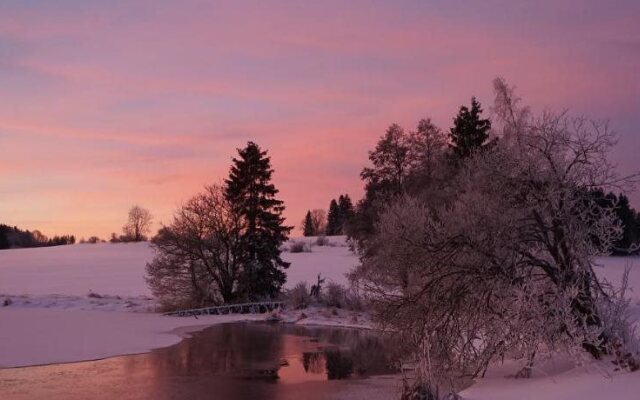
[
  {"x1": 146, "y1": 185, "x2": 244, "y2": 309},
  {"x1": 123, "y1": 205, "x2": 153, "y2": 242},
  {"x1": 310, "y1": 209, "x2": 327, "y2": 235}
]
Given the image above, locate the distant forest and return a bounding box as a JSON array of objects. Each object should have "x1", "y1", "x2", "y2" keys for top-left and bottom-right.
[{"x1": 0, "y1": 224, "x2": 75, "y2": 250}]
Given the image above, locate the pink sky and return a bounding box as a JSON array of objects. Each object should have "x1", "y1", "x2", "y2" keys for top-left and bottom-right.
[{"x1": 0, "y1": 0, "x2": 639, "y2": 239}]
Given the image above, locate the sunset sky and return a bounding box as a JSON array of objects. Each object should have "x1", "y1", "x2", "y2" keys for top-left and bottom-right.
[{"x1": 0, "y1": 0, "x2": 638, "y2": 239}]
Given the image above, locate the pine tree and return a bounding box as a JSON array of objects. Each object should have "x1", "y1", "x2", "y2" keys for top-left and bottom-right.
[
  {"x1": 326, "y1": 199, "x2": 341, "y2": 235},
  {"x1": 338, "y1": 194, "x2": 354, "y2": 233},
  {"x1": 0, "y1": 228, "x2": 9, "y2": 250},
  {"x1": 449, "y1": 97, "x2": 492, "y2": 158},
  {"x1": 303, "y1": 210, "x2": 315, "y2": 236},
  {"x1": 225, "y1": 141, "x2": 292, "y2": 299}
]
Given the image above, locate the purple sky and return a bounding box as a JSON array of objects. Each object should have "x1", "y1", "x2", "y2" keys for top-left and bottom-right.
[{"x1": 0, "y1": 0, "x2": 638, "y2": 238}]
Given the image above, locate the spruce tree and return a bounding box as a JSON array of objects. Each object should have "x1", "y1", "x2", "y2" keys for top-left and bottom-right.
[
  {"x1": 338, "y1": 194, "x2": 354, "y2": 233},
  {"x1": 0, "y1": 228, "x2": 9, "y2": 250},
  {"x1": 449, "y1": 97, "x2": 492, "y2": 158},
  {"x1": 303, "y1": 210, "x2": 315, "y2": 236},
  {"x1": 225, "y1": 141, "x2": 292, "y2": 299},
  {"x1": 326, "y1": 199, "x2": 341, "y2": 235}
]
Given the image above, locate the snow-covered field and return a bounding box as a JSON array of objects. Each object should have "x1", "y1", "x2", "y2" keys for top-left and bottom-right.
[
  {"x1": 0, "y1": 238, "x2": 358, "y2": 368},
  {"x1": 0, "y1": 238, "x2": 355, "y2": 300},
  {"x1": 1, "y1": 239, "x2": 639, "y2": 399}
]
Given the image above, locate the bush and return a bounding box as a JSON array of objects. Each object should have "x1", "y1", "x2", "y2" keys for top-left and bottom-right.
[
  {"x1": 315, "y1": 236, "x2": 330, "y2": 246},
  {"x1": 287, "y1": 282, "x2": 311, "y2": 309},
  {"x1": 320, "y1": 282, "x2": 365, "y2": 311},
  {"x1": 289, "y1": 240, "x2": 310, "y2": 253},
  {"x1": 323, "y1": 282, "x2": 346, "y2": 308}
]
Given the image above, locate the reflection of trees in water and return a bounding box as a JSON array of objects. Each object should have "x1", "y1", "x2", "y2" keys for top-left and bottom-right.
[
  {"x1": 324, "y1": 350, "x2": 354, "y2": 380},
  {"x1": 136, "y1": 322, "x2": 398, "y2": 385},
  {"x1": 302, "y1": 352, "x2": 325, "y2": 374},
  {"x1": 147, "y1": 323, "x2": 285, "y2": 377},
  {"x1": 303, "y1": 328, "x2": 399, "y2": 378}
]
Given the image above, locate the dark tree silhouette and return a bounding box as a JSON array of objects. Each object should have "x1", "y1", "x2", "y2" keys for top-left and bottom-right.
[
  {"x1": 302, "y1": 210, "x2": 315, "y2": 236},
  {"x1": 449, "y1": 97, "x2": 492, "y2": 158},
  {"x1": 123, "y1": 205, "x2": 153, "y2": 241},
  {"x1": 225, "y1": 141, "x2": 291, "y2": 299}
]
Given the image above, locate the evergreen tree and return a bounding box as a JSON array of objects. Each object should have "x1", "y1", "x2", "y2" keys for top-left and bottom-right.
[
  {"x1": 449, "y1": 97, "x2": 492, "y2": 158},
  {"x1": 0, "y1": 228, "x2": 9, "y2": 250},
  {"x1": 326, "y1": 199, "x2": 341, "y2": 235},
  {"x1": 225, "y1": 141, "x2": 292, "y2": 299},
  {"x1": 589, "y1": 190, "x2": 640, "y2": 255},
  {"x1": 302, "y1": 210, "x2": 315, "y2": 236},
  {"x1": 338, "y1": 194, "x2": 355, "y2": 233}
]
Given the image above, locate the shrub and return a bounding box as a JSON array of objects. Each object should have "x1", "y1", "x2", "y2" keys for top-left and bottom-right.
[
  {"x1": 287, "y1": 282, "x2": 311, "y2": 309},
  {"x1": 323, "y1": 282, "x2": 346, "y2": 308},
  {"x1": 315, "y1": 235, "x2": 330, "y2": 246},
  {"x1": 289, "y1": 240, "x2": 310, "y2": 253},
  {"x1": 320, "y1": 282, "x2": 366, "y2": 311}
]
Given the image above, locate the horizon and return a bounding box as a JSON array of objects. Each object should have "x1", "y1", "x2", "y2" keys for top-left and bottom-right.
[{"x1": 1, "y1": 0, "x2": 639, "y2": 239}]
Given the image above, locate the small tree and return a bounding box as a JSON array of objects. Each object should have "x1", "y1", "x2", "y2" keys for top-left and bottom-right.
[
  {"x1": 302, "y1": 210, "x2": 315, "y2": 236},
  {"x1": 123, "y1": 205, "x2": 152, "y2": 241},
  {"x1": 449, "y1": 97, "x2": 492, "y2": 159},
  {"x1": 326, "y1": 199, "x2": 341, "y2": 235},
  {"x1": 310, "y1": 209, "x2": 327, "y2": 235}
]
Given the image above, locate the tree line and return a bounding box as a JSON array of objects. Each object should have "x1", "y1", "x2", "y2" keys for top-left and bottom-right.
[
  {"x1": 301, "y1": 194, "x2": 354, "y2": 236},
  {"x1": 348, "y1": 78, "x2": 639, "y2": 397},
  {"x1": 0, "y1": 224, "x2": 75, "y2": 250}
]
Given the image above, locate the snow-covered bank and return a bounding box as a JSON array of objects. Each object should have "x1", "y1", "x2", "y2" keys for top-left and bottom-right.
[
  {"x1": 0, "y1": 308, "x2": 261, "y2": 368},
  {"x1": 460, "y1": 357, "x2": 640, "y2": 400}
]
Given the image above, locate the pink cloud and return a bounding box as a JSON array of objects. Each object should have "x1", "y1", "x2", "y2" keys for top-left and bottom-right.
[{"x1": 0, "y1": 1, "x2": 638, "y2": 238}]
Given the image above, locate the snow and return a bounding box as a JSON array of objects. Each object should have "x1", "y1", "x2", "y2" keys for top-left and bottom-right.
[
  {"x1": 460, "y1": 357, "x2": 640, "y2": 400},
  {"x1": 1, "y1": 240, "x2": 640, "y2": 399},
  {"x1": 0, "y1": 237, "x2": 354, "y2": 298},
  {"x1": 460, "y1": 255, "x2": 640, "y2": 400},
  {"x1": 0, "y1": 238, "x2": 360, "y2": 369},
  {"x1": 0, "y1": 243, "x2": 154, "y2": 297},
  {"x1": 0, "y1": 308, "x2": 259, "y2": 368}
]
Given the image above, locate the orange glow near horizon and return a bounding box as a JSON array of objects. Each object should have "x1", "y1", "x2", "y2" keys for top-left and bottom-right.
[{"x1": 0, "y1": 1, "x2": 639, "y2": 239}]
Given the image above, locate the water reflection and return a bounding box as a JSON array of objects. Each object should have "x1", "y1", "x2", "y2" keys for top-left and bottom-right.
[{"x1": 0, "y1": 322, "x2": 398, "y2": 400}]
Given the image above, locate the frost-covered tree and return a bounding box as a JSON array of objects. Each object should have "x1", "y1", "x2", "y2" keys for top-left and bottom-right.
[{"x1": 353, "y1": 79, "x2": 639, "y2": 394}]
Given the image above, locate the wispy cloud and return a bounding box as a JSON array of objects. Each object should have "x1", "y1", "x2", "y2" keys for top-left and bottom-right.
[{"x1": 0, "y1": 0, "x2": 638, "y2": 237}]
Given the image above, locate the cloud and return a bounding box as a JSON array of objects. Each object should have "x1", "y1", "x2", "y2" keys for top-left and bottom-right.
[{"x1": 0, "y1": 0, "x2": 638, "y2": 237}]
